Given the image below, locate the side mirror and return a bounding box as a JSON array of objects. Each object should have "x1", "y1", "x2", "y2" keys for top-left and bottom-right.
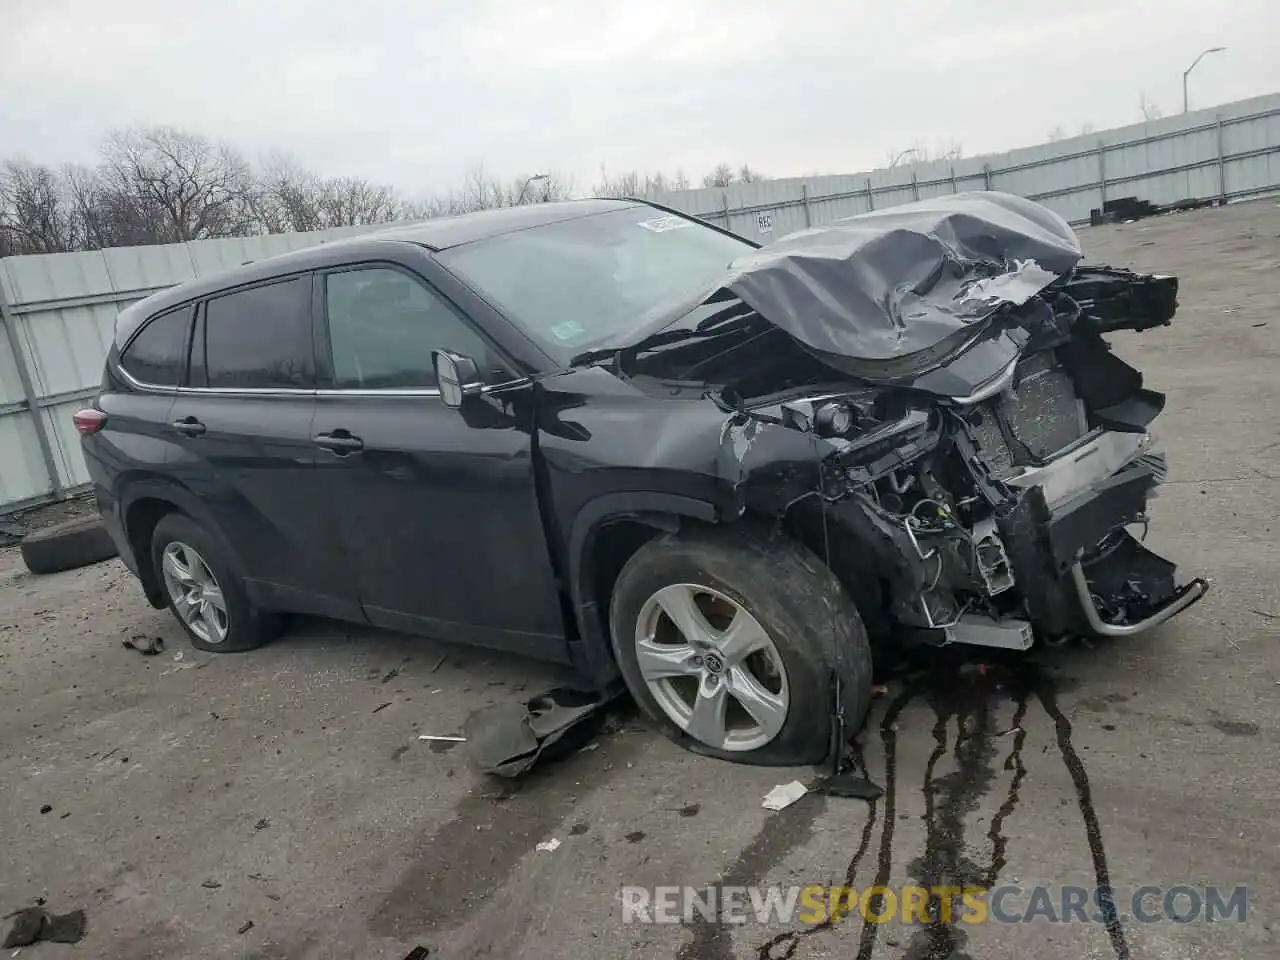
[{"x1": 433, "y1": 350, "x2": 482, "y2": 409}]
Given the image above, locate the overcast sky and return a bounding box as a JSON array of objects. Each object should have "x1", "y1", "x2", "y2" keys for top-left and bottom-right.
[{"x1": 3, "y1": 0, "x2": 1277, "y2": 197}]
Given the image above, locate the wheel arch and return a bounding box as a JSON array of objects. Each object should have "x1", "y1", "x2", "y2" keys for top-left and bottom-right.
[
  {"x1": 565, "y1": 492, "x2": 721, "y2": 687},
  {"x1": 119, "y1": 478, "x2": 243, "y2": 609}
]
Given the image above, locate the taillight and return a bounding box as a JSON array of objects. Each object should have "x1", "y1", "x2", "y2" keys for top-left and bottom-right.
[{"x1": 73, "y1": 408, "x2": 107, "y2": 435}]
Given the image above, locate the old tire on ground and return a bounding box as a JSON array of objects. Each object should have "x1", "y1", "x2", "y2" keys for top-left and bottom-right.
[
  {"x1": 609, "y1": 526, "x2": 872, "y2": 766},
  {"x1": 20, "y1": 516, "x2": 119, "y2": 574},
  {"x1": 150, "y1": 512, "x2": 279, "y2": 653}
]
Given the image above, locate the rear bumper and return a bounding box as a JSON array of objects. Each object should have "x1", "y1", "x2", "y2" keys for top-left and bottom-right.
[{"x1": 93, "y1": 484, "x2": 137, "y2": 575}]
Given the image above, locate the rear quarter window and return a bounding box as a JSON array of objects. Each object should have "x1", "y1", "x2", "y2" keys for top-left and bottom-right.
[{"x1": 120, "y1": 305, "x2": 194, "y2": 386}]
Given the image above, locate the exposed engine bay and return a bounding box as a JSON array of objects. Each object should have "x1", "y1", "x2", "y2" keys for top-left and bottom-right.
[
  {"x1": 601, "y1": 192, "x2": 1210, "y2": 650},
  {"x1": 748, "y1": 264, "x2": 1208, "y2": 650}
]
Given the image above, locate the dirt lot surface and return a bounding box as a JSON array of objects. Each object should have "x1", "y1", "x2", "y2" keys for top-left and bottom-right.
[{"x1": 2, "y1": 200, "x2": 1278, "y2": 960}]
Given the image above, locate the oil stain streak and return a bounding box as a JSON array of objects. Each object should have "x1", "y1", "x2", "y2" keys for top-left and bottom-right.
[
  {"x1": 675, "y1": 790, "x2": 827, "y2": 960},
  {"x1": 1037, "y1": 679, "x2": 1131, "y2": 960},
  {"x1": 754, "y1": 735, "x2": 889, "y2": 960},
  {"x1": 851, "y1": 687, "x2": 916, "y2": 960},
  {"x1": 984, "y1": 694, "x2": 1030, "y2": 885},
  {"x1": 844, "y1": 658, "x2": 1127, "y2": 960},
  {"x1": 896, "y1": 670, "x2": 1002, "y2": 960},
  {"x1": 368, "y1": 731, "x2": 643, "y2": 939}
]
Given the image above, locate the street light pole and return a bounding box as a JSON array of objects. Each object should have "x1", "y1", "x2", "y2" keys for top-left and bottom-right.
[
  {"x1": 888, "y1": 148, "x2": 918, "y2": 169},
  {"x1": 1183, "y1": 47, "x2": 1226, "y2": 113},
  {"x1": 517, "y1": 173, "x2": 550, "y2": 205}
]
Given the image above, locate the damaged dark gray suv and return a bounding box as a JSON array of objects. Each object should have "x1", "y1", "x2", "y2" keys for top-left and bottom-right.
[{"x1": 80, "y1": 193, "x2": 1207, "y2": 765}]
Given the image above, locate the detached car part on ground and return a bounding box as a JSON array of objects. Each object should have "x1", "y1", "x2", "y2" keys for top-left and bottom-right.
[{"x1": 80, "y1": 192, "x2": 1207, "y2": 768}]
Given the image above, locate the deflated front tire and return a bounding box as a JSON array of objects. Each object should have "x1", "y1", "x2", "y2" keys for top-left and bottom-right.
[{"x1": 608, "y1": 526, "x2": 873, "y2": 766}]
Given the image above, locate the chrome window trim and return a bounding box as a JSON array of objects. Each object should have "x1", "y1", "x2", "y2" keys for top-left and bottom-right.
[
  {"x1": 117, "y1": 361, "x2": 526, "y2": 399},
  {"x1": 116, "y1": 363, "x2": 314, "y2": 397}
]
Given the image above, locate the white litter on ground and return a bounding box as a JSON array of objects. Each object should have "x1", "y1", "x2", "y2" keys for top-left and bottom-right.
[
  {"x1": 418, "y1": 735, "x2": 466, "y2": 743},
  {"x1": 762, "y1": 781, "x2": 808, "y2": 811},
  {"x1": 535, "y1": 838, "x2": 561, "y2": 852}
]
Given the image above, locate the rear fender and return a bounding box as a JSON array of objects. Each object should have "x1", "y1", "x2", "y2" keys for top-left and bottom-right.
[{"x1": 119, "y1": 477, "x2": 248, "y2": 607}]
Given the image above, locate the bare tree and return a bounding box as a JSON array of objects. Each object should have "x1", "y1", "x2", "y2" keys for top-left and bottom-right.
[
  {"x1": 1047, "y1": 125, "x2": 1068, "y2": 142},
  {"x1": 318, "y1": 176, "x2": 401, "y2": 227},
  {"x1": 1139, "y1": 92, "x2": 1164, "y2": 121},
  {"x1": 701, "y1": 163, "x2": 736, "y2": 188},
  {"x1": 0, "y1": 161, "x2": 78, "y2": 255},
  {"x1": 98, "y1": 126, "x2": 256, "y2": 243},
  {"x1": 592, "y1": 166, "x2": 693, "y2": 198},
  {"x1": 886, "y1": 138, "x2": 963, "y2": 168},
  {"x1": 248, "y1": 155, "x2": 322, "y2": 234},
  {"x1": 1078, "y1": 122, "x2": 1097, "y2": 137},
  {"x1": 425, "y1": 164, "x2": 573, "y2": 214},
  {"x1": 738, "y1": 164, "x2": 766, "y2": 183}
]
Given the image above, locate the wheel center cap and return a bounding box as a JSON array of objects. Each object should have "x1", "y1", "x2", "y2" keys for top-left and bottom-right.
[{"x1": 703, "y1": 652, "x2": 725, "y2": 674}]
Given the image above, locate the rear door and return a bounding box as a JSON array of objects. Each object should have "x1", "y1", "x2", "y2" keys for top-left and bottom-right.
[
  {"x1": 311, "y1": 261, "x2": 567, "y2": 659},
  {"x1": 165, "y1": 274, "x2": 360, "y2": 620}
]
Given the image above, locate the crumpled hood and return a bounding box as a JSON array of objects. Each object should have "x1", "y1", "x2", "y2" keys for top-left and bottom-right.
[{"x1": 719, "y1": 191, "x2": 1082, "y2": 367}]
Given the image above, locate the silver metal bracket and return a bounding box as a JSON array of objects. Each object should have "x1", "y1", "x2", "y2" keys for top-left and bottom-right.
[
  {"x1": 944, "y1": 614, "x2": 1035, "y2": 651},
  {"x1": 971, "y1": 517, "x2": 1015, "y2": 596}
]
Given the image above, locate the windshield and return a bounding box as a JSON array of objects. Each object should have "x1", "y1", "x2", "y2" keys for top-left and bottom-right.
[{"x1": 436, "y1": 206, "x2": 754, "y2": 360}]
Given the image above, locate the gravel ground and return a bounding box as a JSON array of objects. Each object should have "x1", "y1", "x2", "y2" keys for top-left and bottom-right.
[{"x1": 1, "y1": 199, "x2": 1277, "y2": 960}]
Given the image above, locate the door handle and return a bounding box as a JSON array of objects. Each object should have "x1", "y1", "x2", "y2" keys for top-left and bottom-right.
[
  {"x1": 313, "y1": 431, "x2": 364, "y2": 454},
  {"x1": 170, "y1": 416, "x2": 206, "y2": 437}
]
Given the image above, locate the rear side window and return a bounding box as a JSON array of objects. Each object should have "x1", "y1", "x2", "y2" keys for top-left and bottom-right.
[
  {"x1": 202, "y1": 277, "x2": 314, "y2": 389},
  {"x1": 120, "y1": 306, "x2": 192, "y2": 386}
]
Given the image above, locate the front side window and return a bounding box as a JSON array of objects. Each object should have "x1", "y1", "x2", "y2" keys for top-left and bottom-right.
[
  {"x1": 324, "y1": 267, "x2": 492, "y2": 390},
  {"x1": 120, "y1": 305, "x2": 193, "y2": 386},
  {"x1": 202, "y1": 277, "x2": 313, "y2": 389},
  {"x1": 436, "y1": 206, "x2": 754, "y2": 361}
]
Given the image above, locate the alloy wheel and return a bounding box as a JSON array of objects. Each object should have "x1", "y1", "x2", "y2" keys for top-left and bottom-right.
[
  {"x1": 634, "y1": 583, "x2": 789, "y2": 752},
  {"x1": 160, "y1": 541, "x2": 229, "y2": 644}
]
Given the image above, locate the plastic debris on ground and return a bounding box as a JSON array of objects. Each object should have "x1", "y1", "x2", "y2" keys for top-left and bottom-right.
[
  {"x1": 418, "y1": 735, "x2": 466, "y2": 743},
  {"x1": 122, "y1": 635, "x2": 164, "y2": 656},
  {"x1": 535, "y1": 838, "x2": 561, "y2": 852},
  {"x1": 462, "y1": 685, "x2": 620, "y2": 778},
  {"x1": 762, "y1": 781, "x2": 808, "y2": 811}
]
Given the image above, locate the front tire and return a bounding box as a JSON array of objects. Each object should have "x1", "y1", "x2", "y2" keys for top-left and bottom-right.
[
  {"x1": 150, "y1": 513, "x2": 278, "y2": 653},
  {"x1": 609, "y1": 526, "x2": 872, "y2": 766}
]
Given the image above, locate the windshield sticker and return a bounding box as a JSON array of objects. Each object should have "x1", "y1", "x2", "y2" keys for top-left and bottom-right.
[
  {"x1": 551, "y1": 320, "x2": 587, "y2": 342},
  {"x1": 637, "y1": 216, "x2": 692, "y2": 233}
]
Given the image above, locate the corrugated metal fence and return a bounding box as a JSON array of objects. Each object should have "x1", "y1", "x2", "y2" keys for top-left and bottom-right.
[
  {"x1": 0, "y1": 223, "x2": 396, "y2": 512},
  {"x1": 2, "y1": 92, "x2": 1279, "y2": 513},
  {"x1": 646, "y1": 92, "x2": 1280, "y2": 242}
]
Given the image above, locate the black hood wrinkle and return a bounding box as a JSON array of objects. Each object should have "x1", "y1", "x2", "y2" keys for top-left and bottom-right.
[{"x1": 718, "y1": 191, "x2": 1083, "y2": 366}]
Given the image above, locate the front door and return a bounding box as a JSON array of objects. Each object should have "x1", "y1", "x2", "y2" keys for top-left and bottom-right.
[
  {"x1": 311, "y1": 263, "x2": 567, "y2": 659},
  {"x1": 165, "y1": 274, "x2": 360, "y2": 620}
]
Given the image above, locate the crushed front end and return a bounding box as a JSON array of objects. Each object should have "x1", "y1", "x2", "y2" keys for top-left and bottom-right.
[
  {"x1": 623, "y1": 190, "x2": 1209, "y2": 651},
  {"x1": 774, "y1": 266, "x2": 1209, "y2": 649}
]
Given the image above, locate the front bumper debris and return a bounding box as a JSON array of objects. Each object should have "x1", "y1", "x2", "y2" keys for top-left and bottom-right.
[{"x1": 1071, "y1": 563, "x2": 1210, "y2": 636}]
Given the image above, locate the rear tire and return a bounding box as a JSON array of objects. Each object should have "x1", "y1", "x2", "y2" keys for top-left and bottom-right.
[
  {"x1": 609, "y1": 526, "x2": 872, "y2": 766},
  {"x1": 150, "y1": 513, "x2": 279, "y2": 653}
]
